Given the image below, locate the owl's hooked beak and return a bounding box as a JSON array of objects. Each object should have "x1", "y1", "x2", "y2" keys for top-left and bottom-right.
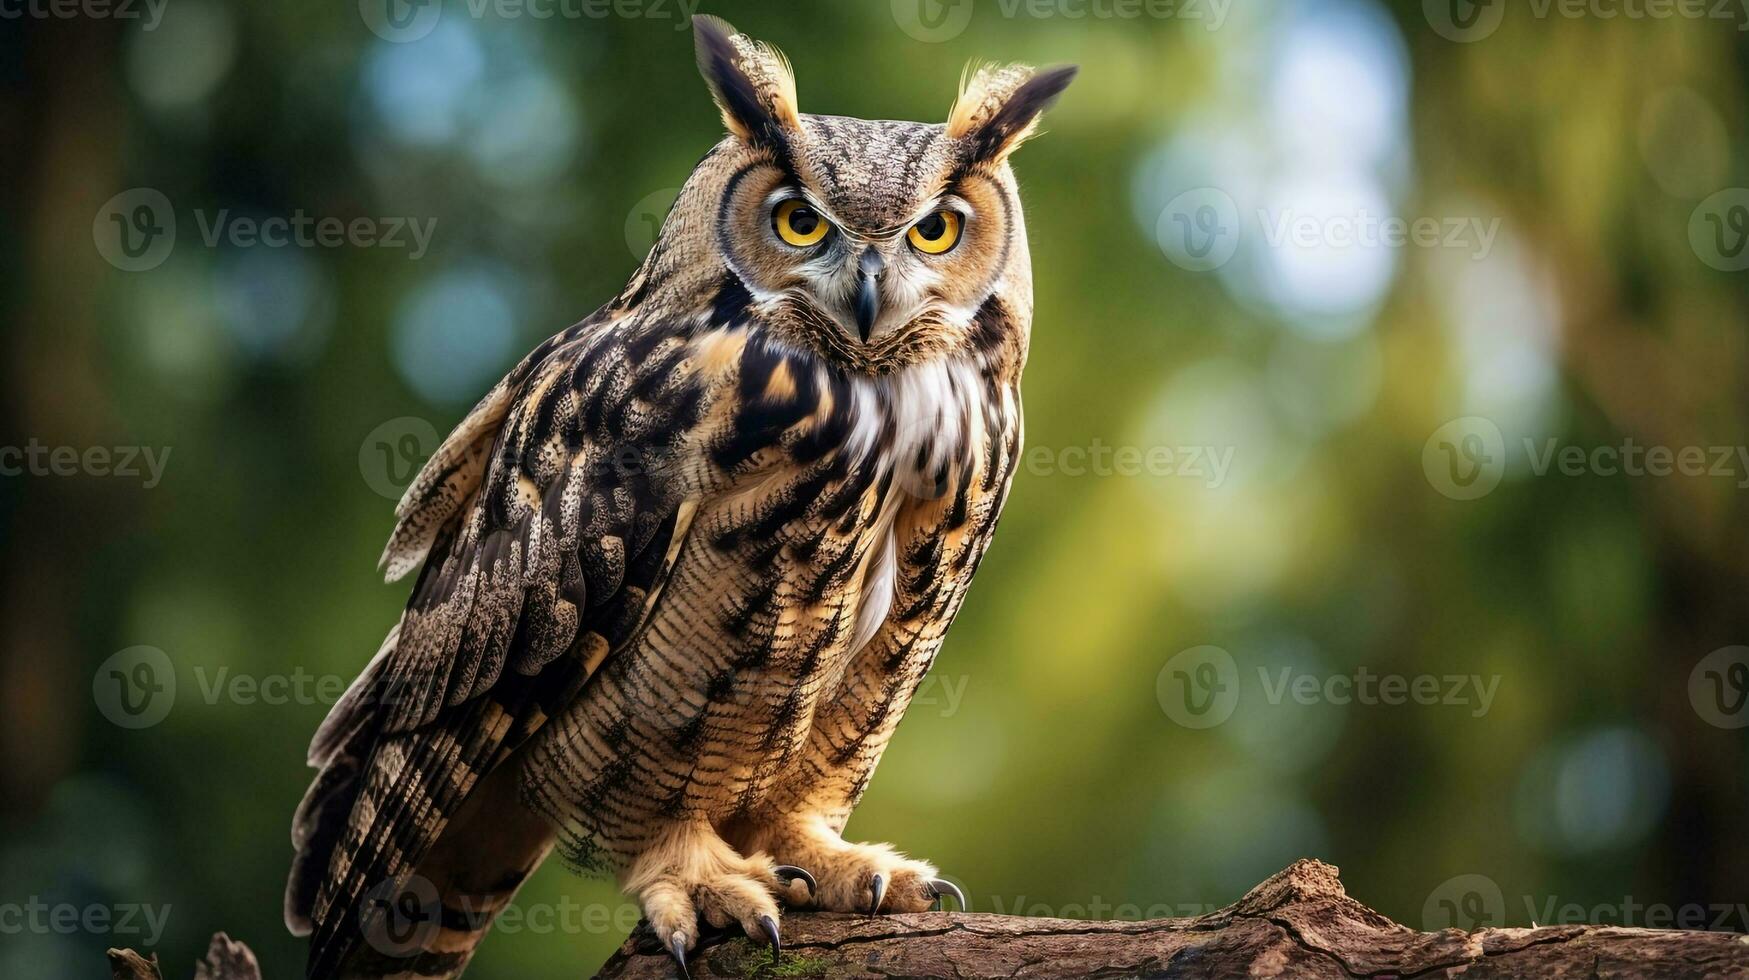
[{"x1": 853, "y1": 249, "x2": 885, "y2": 342}]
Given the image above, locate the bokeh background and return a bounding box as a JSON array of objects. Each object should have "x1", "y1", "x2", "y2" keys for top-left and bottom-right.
[{"x1": 5, "y1": 0, "x2": 1749, "y2": 975}]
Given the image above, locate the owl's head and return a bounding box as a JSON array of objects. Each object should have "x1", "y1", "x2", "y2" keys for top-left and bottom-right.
[{"x1": 639, "y1": 17, "x2": 1074, "y2": 375}]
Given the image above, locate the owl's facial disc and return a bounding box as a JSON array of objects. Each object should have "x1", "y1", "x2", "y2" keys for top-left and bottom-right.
[{"x1": 722, "y1": 167, "x2": 1001, "y2": 351}]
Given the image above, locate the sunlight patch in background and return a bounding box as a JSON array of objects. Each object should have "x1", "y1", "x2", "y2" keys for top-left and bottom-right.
[
  {"x1": 391, "y1": 266, "x2": 522, "y2": 405},
  {"x1": 361, "y1": 21, "x2": 488, "y2": 147},
  {"x1": 126, "y1": 0, "x2": 238, "y2": 116},
  {"x1": 1133, "y1": 0, "x2": 1410, "y2": 333},
  {"x1": 1425, "y1": 228, "x2": 1562, "y2": 449},
  {"x1": 358, "y1": 21, "x2": 582, "y2": 187},
  {"x1": 214, "y1": 246, "x2": 336, "y2": 368},
  {"x1": 1514, "y1": 727, "x2": 1670, "y2": 855}
]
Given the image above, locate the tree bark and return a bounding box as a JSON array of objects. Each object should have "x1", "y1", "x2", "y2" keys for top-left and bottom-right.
[
  {"x1": 104, "y1": 861, "x2": 1749, "y2": 979},
  {"x1": 595, "y1": 860, "x2": 1749, "y2": 980}
]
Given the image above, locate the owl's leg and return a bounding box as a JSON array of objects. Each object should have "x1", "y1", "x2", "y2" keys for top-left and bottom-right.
[
  {"x1": 619, "y1": 821, "x2": 811, "y2": 971},
  {"x1": 723, "y1": 621, "x2": 964, "y2": 915}
]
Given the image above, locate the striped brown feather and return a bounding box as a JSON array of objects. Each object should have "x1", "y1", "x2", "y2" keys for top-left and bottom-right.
[{"x1": 292, "y1": 307, "x2": 720, "y2": 979}]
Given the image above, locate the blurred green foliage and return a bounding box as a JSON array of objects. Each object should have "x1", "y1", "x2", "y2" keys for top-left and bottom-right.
[{"x1": 2, "y1": 0, "x2": 1747, "y2": 977}]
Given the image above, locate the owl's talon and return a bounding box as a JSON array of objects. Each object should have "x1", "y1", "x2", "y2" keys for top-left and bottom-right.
[
  {"x1": 774, "y1": 865, "x2": 817, "y2": 899},
  {"x1": 927, "y1": 878, "x2": 966, "y2": 912},
  {"x1": 868, "y1": 873, "x2": 887, "y2": 915},
  {"x1": 757, "y1": 914, "x2": 781, "y2": 959},
  {"x1": 667, "y1": 932, "x2": 691, "y2": 980}
]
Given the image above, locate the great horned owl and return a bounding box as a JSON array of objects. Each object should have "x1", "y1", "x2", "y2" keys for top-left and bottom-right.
[{"x1": 285, "y1": 17, "x2": 1073, "y2": 979}]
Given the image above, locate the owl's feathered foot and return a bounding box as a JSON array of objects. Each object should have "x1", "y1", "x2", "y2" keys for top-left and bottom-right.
[
  {"x1": 623, "y1": 823, "x2": 816, "y2": 977},
  {"x1": 732, "y1": 815, "x2": 960, "y2": 915}
]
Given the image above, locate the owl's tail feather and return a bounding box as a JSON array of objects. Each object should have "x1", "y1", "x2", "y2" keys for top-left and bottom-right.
[
  {"x1": 286, "y1": 627, "x2": 398, "y2": 941},
  {"x1": 286, "y1": 623, "x2": 557, "y2": 979},
  {"x1": 330, "y1": 759, "x2": 556, "y2": 980}
]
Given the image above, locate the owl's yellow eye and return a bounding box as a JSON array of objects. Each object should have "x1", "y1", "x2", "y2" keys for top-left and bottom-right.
[
  {"x1": 773, "y1": 199, "x2": 829, "y2": 248},
  {"x1": 906, "y1": 210, "x2": 962, "y2": 255}
]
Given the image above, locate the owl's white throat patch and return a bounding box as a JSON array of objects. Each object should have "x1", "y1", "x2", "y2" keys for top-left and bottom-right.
[{"x1": 844, "y1": 356, "x2": 983, "y2": 499}]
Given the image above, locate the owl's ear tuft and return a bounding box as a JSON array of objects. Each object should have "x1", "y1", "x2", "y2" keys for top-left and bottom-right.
[
  {"x1": 692, "y1": 15, "x2": 801, "y2": 153},
  {"x1": 947, "y1": 62, "x2": 1077, "y2": 165}
]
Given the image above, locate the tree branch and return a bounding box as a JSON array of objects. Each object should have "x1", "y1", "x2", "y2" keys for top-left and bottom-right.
[
  {"x1": 102, "y1": 861, "x2": 1749, "y2": 979},
  {"x1": 593, "y1": 860, "x2": 1749, "y2": 979}
]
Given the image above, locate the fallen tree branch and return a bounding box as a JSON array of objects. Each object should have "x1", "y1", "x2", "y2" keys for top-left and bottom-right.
[{"x1": 104, "y1": 861, "x2": 1749, "y2": 979}]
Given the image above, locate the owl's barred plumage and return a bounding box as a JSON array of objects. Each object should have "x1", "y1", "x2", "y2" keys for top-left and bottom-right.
[{"x1": 288, "y1": 17, "x2": 1071, "y2": 979}]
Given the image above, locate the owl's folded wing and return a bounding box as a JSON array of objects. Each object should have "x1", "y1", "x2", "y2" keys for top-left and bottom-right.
[{"x1": 289, "y1": 307, "x2": 720, "y2": 977}]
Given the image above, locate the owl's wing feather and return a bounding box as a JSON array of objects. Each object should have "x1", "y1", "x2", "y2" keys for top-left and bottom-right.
[{"x1": 294, "y1": 305, "x2": 721, "y2": 978}]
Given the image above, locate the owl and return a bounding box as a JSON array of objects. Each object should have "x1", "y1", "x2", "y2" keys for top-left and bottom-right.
[{"x1": 285, "y1": 17, "x2": 1073, "y2": 979}]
